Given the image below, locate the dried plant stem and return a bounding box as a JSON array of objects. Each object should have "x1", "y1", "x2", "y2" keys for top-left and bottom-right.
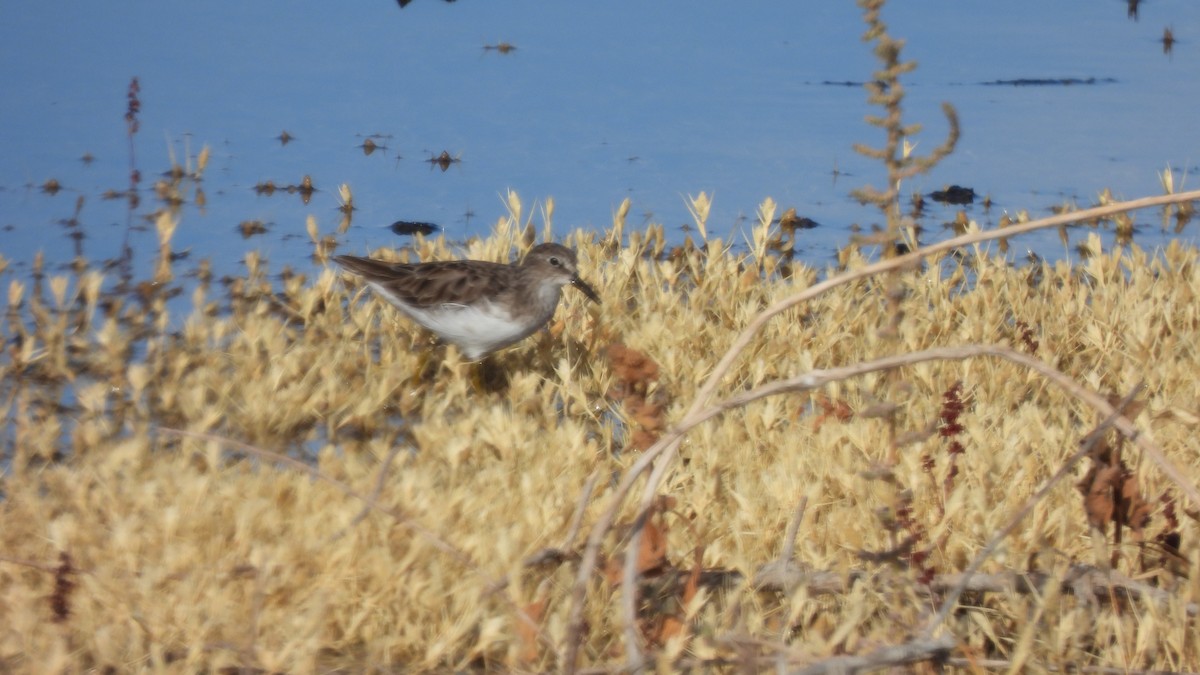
[
  {"x1": 749, "y1": 564, "x2": 1197, "y2": 617},
  {"x1": 329, "y1": 443, "x2": 407, "y2": 542},
  {"x1": 561, "y1": 470, "x2": 602, "y2": 551},
  {"x1": 618, "y1": 347, "x2": 1187, "y2": 668},
  {"x1": 779, "y1": 496, "x2": 809, "y2": 567},
  {"x1": 0, "y1": 554, "x2": 62, "y2": 574},
  {"x1": 619, "y1": 506, "x2": 648, "y2": 668},
  {"x1": 944, "y1": 657, "x2": 1196, "y2": 674},
  {"x1": 475, "y1": 473, "x2": 602, "y2": 666},
  {"x1": 778, "y1": 496, "x2": 809, "y2": 646},
  {"x1": 485, "y1": 470, "x2": 600, "y2": 596},
  {"x1": 791, "y1": 633, "x2": 957, "y2": 674},
  {"x1": 692, "y1": 189, "x2": 1200, "y2": 415},
  {"x1": 560, "y1": 190, "x2": 1200, "y2": 673}
]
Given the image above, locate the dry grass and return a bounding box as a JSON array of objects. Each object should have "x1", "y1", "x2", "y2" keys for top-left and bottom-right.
[{"x1": 3, "y1": 190, "x2": 1200, "y2": 673}]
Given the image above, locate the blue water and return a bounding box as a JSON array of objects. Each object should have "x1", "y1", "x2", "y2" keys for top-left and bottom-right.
[{"x1": 1, "y1": 0, "x2": 1197, "y2": 278}]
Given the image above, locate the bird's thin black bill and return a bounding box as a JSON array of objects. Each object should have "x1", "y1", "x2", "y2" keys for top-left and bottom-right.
[{"x1": 572, "y1": 278, "x2": 601, "y2": 303}]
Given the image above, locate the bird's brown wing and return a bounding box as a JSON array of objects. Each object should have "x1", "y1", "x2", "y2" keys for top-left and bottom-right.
[{"x1": 333, "y1": 255, "x2": 518, "y2": 308}]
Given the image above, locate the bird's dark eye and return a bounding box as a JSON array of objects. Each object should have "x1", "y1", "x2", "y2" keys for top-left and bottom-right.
[{"x1": 549, "y1": 256, "x2": 561, "y2": 266}]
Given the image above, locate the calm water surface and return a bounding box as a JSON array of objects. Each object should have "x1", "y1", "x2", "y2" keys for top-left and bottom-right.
[{"x1": 1, "y1": 0, "x2": 1197, "y2": 279}]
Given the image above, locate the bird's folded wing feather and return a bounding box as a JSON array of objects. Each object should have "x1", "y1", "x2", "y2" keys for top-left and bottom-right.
[{"x1": 334, "y1": 256, "x2": 517, "y2": 308}]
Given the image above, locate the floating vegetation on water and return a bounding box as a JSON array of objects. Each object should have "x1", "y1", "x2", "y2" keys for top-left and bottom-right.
[
  {"x1": 358, "y1": 137, "x2": 384, "y2": 156},
  {"x1": 236, "y1": 219, "x2": 268, "y2": 238},
  {"x1": 483, "y1": 41, "x2": 517, "y2": 54},
  {"x1": 981, "y1": 77, "x2": 1119, "y2": 86},
  {"x1": 426, "y1": 149, "x2": 463, "y2": 172},
  {"x1": 253, "y1": 175, "x2": 316, "y2": 204}
]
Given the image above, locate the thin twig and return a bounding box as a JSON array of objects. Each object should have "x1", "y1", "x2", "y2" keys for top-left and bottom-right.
[
  {"x1": 559, "y1": 190, "x2": 1200, "y2": 673},
  {"x1": 616, "y1": 345, "x2": 1186, "y2": 668},
  {"x1": 328, "y1": 442, "x2": 407, "y2": 542},
  {"x1": 611, "y1": 198, "x2": 1200, "y2": 671},
  {"x1": 780, "y1": 496, "x2": 809, "y2": 566},
  {"x1": 621, "y1": 507, "x2": 649, "y2": 669},
  {"x1": 691, "y1": 190, "x2": 1200, "y2": 416},
  {"x1": 749, "y1": 562, "x2": 1197, "y2": 617},
  {"x1": 615, "y1": 348, "x2": 1190, "y2": 670},
  {"x1": 0, "y1": 554, "x2": 63, "y2": 573},
  {"x1": 790, "y1": 633, "x2": 957, "y2": 675},
  {"x1": 776, "y1": 495, "x2": 810, "y2": 649},
  {"x1": 485, "y1": 470, "x2": 600, "y2": 596},
  {"x1": 943, "y1": 656, "x2": 1192, "y2": 674},
  {"x1": 561, "y1": 470, "x2": 601, "y2": 551}
]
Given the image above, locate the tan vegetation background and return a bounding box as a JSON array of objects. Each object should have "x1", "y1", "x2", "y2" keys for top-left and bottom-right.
[{"x1": 3, "y1": 192, "x2": 1200, "y2": 672}]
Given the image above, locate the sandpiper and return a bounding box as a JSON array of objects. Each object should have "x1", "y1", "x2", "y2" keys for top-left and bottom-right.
[{"x1": 333, "y1": 243, "x2": 599, "y2": 360}]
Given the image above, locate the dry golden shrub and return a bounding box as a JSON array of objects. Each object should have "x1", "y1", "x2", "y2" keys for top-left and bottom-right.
[{"x1": 2, "y1": 202, "x2": 1200, "y2": 672}]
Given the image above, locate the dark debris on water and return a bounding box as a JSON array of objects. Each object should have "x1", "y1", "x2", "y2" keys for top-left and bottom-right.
[
  {"x1": 389, "y1": 220, "x2": 440, "y2": 237},
  {"x1": 929, "y1": 185, "x2": 976, "y2": 205}
]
